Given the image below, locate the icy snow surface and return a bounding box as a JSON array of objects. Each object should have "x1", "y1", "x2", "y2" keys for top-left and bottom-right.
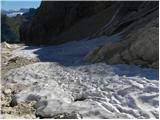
[{"x1": 3, "y1": 35, "x2": 159, "y2": 118}]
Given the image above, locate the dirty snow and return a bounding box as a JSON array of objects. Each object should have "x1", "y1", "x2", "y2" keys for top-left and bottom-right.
[
  {"x1": 3, "y1": 62, "x2": 159, "y2": 118},
  {"x1": 2, "y1": 35, "x2": 159, "y2": 118}
]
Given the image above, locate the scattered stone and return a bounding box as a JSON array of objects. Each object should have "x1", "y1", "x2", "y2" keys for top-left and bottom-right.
[
  {"x1": 1, "y1": 56, "x2": 39, "y2": 79},
  {"x1": 10, "y1": 95, "x2": 18, "y2": 107},
  {"x1": 3, "y1": 88, "x2": 12, "y2": 96},
  {"x1": 52, "y1": 112, "x2": 82, "y2": 119},
  {"x1": 36, "y1": 111, "x2": 82, "y2": 119},
  {"x1": 74, "y1": 96, "x2": 86, "y2": 102}
]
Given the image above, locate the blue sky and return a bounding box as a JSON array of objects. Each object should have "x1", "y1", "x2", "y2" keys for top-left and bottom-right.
[{"x1": 1, "y1": 0, "x2": 41, "y2": 11}]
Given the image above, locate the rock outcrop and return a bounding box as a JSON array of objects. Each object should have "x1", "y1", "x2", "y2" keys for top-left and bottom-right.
[{"x1": 85, "y1": 1, "x2": 159, "y2": 68}]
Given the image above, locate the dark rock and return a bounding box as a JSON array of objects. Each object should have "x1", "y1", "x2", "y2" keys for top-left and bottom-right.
[
  {"x1": 26, "y1": 94, "x2": 41, "y2": 102},
  {"x1": 52, "y1": 112, "x2": 82, "y2": 119},
  {"x1": 10, "y1": 95, "x2": 18, "y2": 107},
  {"x1": 74, "y1": 96, "x2": 86, "y2": 102},
  {"x1": 36, "y1": 111, "x2": 82, "y2": 119}
]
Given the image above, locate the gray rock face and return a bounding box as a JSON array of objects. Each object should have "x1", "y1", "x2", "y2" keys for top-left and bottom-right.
[{"x1": 85, "y1": 2, "x2": 159, "y2": 68}]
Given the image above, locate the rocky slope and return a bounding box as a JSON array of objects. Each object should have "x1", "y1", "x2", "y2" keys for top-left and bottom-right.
[
  {"x1": 85, "y1": 1, "x2": 159, "y2": 69},
  {"x1": 20, "y1": 1, "x2": 159, "y2": 68}
]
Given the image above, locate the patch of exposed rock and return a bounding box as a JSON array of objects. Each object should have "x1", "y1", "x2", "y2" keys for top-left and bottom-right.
[
  {"x1": 1, "y1": 42, "x2": 40, "y2": 78},
  {"x1": 1, "y1": 85, "x2": 36, "y2": 119},
  {"x1": 1, "y1": 43, "x2": 40, "y2": 118},
  {"x1": 2, "y1": 56, "x2": 39, "y2": 76}
]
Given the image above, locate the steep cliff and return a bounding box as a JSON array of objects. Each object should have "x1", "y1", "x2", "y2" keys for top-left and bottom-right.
[{"x1": 21, "y1": 1, "x2": 116, "y2": 44}]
